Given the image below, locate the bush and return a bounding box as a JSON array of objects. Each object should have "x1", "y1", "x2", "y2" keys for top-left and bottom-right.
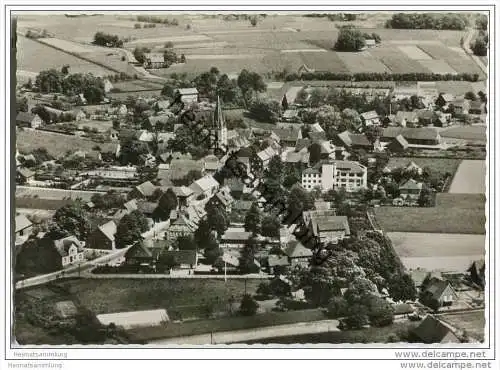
[
  {"x1": 134, "y1": 23, "x2": 142, "y2": 29},
  {"x1": 240, "y1": 294, "x2": 259, "y2": 316}
]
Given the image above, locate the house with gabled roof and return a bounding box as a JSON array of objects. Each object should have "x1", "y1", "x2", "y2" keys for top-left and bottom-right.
[
  {"x1": 424, "y1": 277, "x2": 459, "y2": 308},
  {"x1": 86, "y1": 220, "x2": 117, "y2": 250},
  {"x1": 15, "y1": 214, "x2": 33, "y2": 245},
  {"x1": 381, "y1": 127, "x2": 441, "y2": 146},
  {"x1": 310, "y1": 215, "x2": 350, "y2": 245},
  {"x1": 207, "y1": 186, "x2": 234, "y2": 213},
  {"x1": 166, "y1": 214, "x2": 197, "y2": 241},
  {"x1": 399, "y1": 179, "x2": 423, "y2": 201},
  {"x1": 360, "y1": 110, "x2": 380, "y2": 127},
  {"x1": 129, "y1": 181, "x2": 157, "y2": 200},
  {"x1": 467, "y1": 259, "x2": 485, "y2": 289},
  {"x1": 17, "y1": 167, "x2": 35, "y2": 184},
  {"x1": 270, "y1": 127, "x2": 302, "y2": 147},
  {"x1": 54, "y1": 236, "x2": 85, "y2": 267},
  {"x1": 411, "y1": 315, "x2": 461, "y2": 344},
  {"x1": 386, "y1": 135, "x2": 409, "y2": 153},
  {"x1": 220, "y1": 229, "x2": 254, "y2": 249},
  {"x1": 284, "y1": 239, "x2": 312, "y2": 267},
  {"x1": 16, "y1": 112, "x2": 43, "y2": 128},
  {"x1": 143, "y1": 53, "x2": 165, "y2": 69},
  {"x1": 175, "y1": 88, "x2": 199, "y2": 104},
  {"x1": 189, "y1": 174, "x2": 219, "y2": 199},
  {"x1": 336, "y1": 131, "x2": 372, "y2": 151},
  {"x1": 394, "y1": 111, "x2": 419, "y2": 127}
]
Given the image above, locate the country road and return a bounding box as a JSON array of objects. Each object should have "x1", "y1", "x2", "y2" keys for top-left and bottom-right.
[
  {"x1": 148, "y1": 319, "x2": 340, "y2": 345},
  {"x1": 463, "y1": 27, "x2": 488, "y2": 75}
]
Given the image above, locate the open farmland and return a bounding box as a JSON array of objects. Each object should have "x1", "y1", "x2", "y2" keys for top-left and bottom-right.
[
  {"x1": 369, "y1": 47, "x2": 432, "y2": 74},
  {"x1": 374, "y1": 193, "x2": 486, "y2": 234},
  {"x1": 337, "y1": 51, "x2": 389, "y2": 73},
  {"x1": 385, "y1": 157, "x2": 461, "y2": 176},
  {"x1": 418, "y1": 60, "x2": 457, "y2": 75},
  {"x1": 440, "y1": 125, "x2": 487, "y2": 142},
  {"x1": 356, "y1": 28, "x2": 464, "y2": 46},
  {"x1": 16, "y1": 129, "x2": 116, "y2": 158},
  {"x1": 388, "y1": 232, "x2": 485, "y2": 272},
  {"x1": 17, "y1": 36, "x2": 111, "y2": 76},
  {"x1": 398, "y1": 45, "x2": 433, "y2": 60},
  {"x1": 417, "y1": 43, "x2": 467, "y2": 61},
  {"x1": 449, "y1": 160, "x2": 486, "y2": 194}
]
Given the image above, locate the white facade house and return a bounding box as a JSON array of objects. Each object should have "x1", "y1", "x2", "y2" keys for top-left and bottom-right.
[{"x1": 301, "y1": 161, "x2": 367, "y2": 192}]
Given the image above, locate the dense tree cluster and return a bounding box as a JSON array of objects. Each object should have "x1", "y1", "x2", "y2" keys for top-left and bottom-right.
[
  {"x1": 471, "y1": 31, "x2": 488, "y2": 57},
  {"x1": 133, "y1": 47, "x2": 151, "y2": 64},
  {"x1": 136, "y1": 15, "x2": 179, "y2": 26},
  {"x1": 93, "y1": 32, "x2": 124, "y2": 47},
  {"x1": 49, "y1": 201, "x2": 92, "y2": 240},
  {"x1": 34, "y1": 69, "x2": 105, "y2": 103},
  {"x1": 385, "y1": 13, "x2": 468, "y2": 30},
  {"x1": 248, "y1": 98, "x2": 281, "y2": 123},
  {"x1": 115, "y1": 210, "x2": 149, "y2": 248},
  {"x1": 334, "y1": 28, "x2": 367, "y2": 52}
]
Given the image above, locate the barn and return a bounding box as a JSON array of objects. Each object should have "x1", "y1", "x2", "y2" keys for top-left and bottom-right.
[{"x1": 96, "y1": 309, "x2": 170, "y2": 330}]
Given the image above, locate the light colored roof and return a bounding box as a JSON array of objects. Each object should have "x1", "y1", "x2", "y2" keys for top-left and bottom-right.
[
  {"x1": 15, "y1": 215, "x2": 32, "y2": 232},
  {"x1": 135, "y1": 181, "x2": 156, "y2": 197},
  {"x1": 269, "y1": 255, "x2": 290, "y2": 267},
  {"x1": 173, "y1": 186, "x2": 193, "y2": 197},
  {"x1": 54, "y1": 236, "x2": 84, "y2": 257},
  {"x1": 190, "y1": 175, "x2": 219, "y2": 194},
  {"x1": 361, "y1": 110, "x2": 379, "y2": 120},
  {"x1": 144, "y1": 53, "x2": 164, "y2": 64},
  {"x1": 310, "y1": 123, "x2": 325, "y2": 133},
  {"x1": 222, "y1": 252, "x2": 240, "y2": 267},
  {"x1": 257, "y1": 146, "x2": 277, "y2": 162},
  {"x1": 97, "y1": 309, "x2": 170, "y2": 330},
  {"x1": 315, "y1": 216, "x2": 350, "y2": 234},
  {"x1": 16, "y1": 112, "x2": 37, "y2": 123},
  {"x1": 124, "y1": 199, "x2": 138, "y2": 212},
  {"x1": 177, "y1": 88, "x2": 199, "y2": 95},
  {"x1": 222, "y1": 230, "x2": 253, "y2": 241},
  {"x1": 98, "y1": 221, "x2": 117, "y2": 242},
  {"x1": 382, "y1": 127, "x2": 440, "y2": 141}
]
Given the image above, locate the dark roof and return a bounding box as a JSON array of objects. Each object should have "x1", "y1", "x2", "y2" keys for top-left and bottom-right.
[
  {"x1": 337, "y1": 131, "x2": 371, "y2": 147},
  {"x1": 284, "y1": 240, "x2": 312, "y2": 259},
  {"x1": 295, "y1": 138, "x2": 311, "y2": 152},
  {"x1": 268, "y1": 255, "x2": 290, "y2": 267},
  {"x1": 125, "y1": 242, "x2": 153, "y2": 259},
  {"x1": 411, "y1": 315, "x2": 461, "y2": 343},
  {"x1": 390, "y1": 135, "x2": 409, "y2": 149},
  {"x1": 382, "y1": 127, "x2": 440, "y2": 141},
  {"x1": 426, "y1": 278, "x2": 454, "y2": 301},
  {"x1": 399, "y1": 179, "x2": 423, "y2": 191},
  {"x1": 162, "y1": 250, "x2": 197, "y2": 265},
  {"x1": 271, "y1": 128, "x2": 301, "y2": 142},
  {"x1": 17, "y1": 167, "x2": 35, "y2": 178}
]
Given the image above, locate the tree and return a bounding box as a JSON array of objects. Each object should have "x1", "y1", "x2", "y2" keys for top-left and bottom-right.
[
  {"x1": 133, "y1": 47, "x2": 151, "y2": 64},
  {"x1": 249, "y1": 16, "x2": 258, "y2": 27},
  {"x1": 302, "y1": 266, "x2": 339, "y2": 307},
  {"x1": 344, "y1": 277, "x2": 378, "y2": 306},
  {"x1": 343, "y1": 303, "x2": 369, "y2": 329},
  {"x1": 115, "y1": 210, "x2": 148, "y2": 248},
  {"x1": 419, "y1": 290, "x2": 441, "y2": 312},
  {"x1": 281, "y1": 94, "x2": 289, "y2": 111},
  {"x1": 164, "y1": 49, "x2": 178, "y2": 67},
  {"x1": 51, "y1": 201, "x2": 92, "y2": 240},
  {"x1": 266, "y1": 155, "x2": 284, "y2": 183},
  {"x1": 237, "y1": 69, "x2": 266, "y2": 108},
  {"x1": 309, "y1": 142, "x2": 322, "y2": 165},
  {"x1": 464, "y1": 91, "x2": 478, "y2": 101},
  {"x1": 238, "y1": 237, "x2": 260, "y2": 273},
  {"x1": 244, "y1": 202, "x2": 262, "y2": 234},
  {"x1": 216, "y1": 74, "x2": 239, "y2": 104},
  {"x1": 157, "y1": 251, "x2": 178, "y2": 272},
  {"x1": 367, "y1": 296, "x2": 394, "y2": 327},
  {"x1": 471, "y1": 37, "x2": 488, "y2": 57},
  {"x1": 334, "y1": 28, "x2": 366, "y2": 52},
  {"x1": 35, "y1": 69, "x2": 64, "y2": 93},
  {"x1": 240, "y1": 294, "x2": 259, "y2": 316},
  {"x1": 249, "y1": 98, "x2": 281, "y2": 123},
  {"x1": 61, "y1": 65, "x2": 70, "y2": 75},
  {"x1": 269, "y1": 277, "x2": 292, "y2": 297},
  {"x1": 418, "y1": 184, "x2": 434, "y2": 207},
  {"x1": 206, "y1": 203, "x2": 229, "y2": 237},
  {"x1": 261, "y1": 215, "x2": 280, "y2": 238},
  {"x1": 175, "y1": 235, "x2": 198, "y2": 251},
  {"x1": 195, "y1": 219, "x2": 212, "y2": 246},
  {"x1": 93, "y1": 32, "x2": 123, "y2": 47},
  {"x1": 158, "y1": 188, "x2": 178, "y2": 218},
  {"x1": 388, "y1": 273, "x2": 417, "y2": 302},
  {"x1": 287, "y1": 184, "x2": 315, "y2": 220},
  {"x1": 203, "y1": 237, "x2": 222, "y2": 265},
  {"x1": 90, "y1": 191, "x2": 125, "y2": 210},
  {"x1": 327, "y1": 296, "x2": 348, "y2": 318}
]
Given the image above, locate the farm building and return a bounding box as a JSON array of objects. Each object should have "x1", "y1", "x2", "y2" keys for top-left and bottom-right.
[
  {"x1": 220, "y1": 229, "x2": 254, "y2": 249},
  {"x1": 386, "y1": 135, "x2": 409, "y2": 153},
  {"x1": 143, "y1": 53, "x2": 165, "y2": 69},
  {"x1": 336, "y1": 131, "x2": 372, "y2": 151},
  {"x1": 17, "y1": 167, "x2": 35, "y2": 184},
  {"x1": 394, "y1": 111, "x2": 419, "y2": 127},
  {"x1": 410, "y1": 315, "x2": 461, "y2": 344},
  {"x1": 309, "y1": 215, "x2": 351, "y2": 245},
  {"x1": 15, "y1": 214, "x2": 33, "y2": 245},
  {"x1": 381, "y1": 127, "x2": 441, "y2": 146},
  {"x1": 16, "y1": 112, "x2": 42, "y2": 128},
  {"x1": 284, "y1": 239, "x2": 313, "y2": 267},
  {"x1": 189, "y1": 174, "x2": 219, "y2": 198},
  {"x1": 175, "y1": 88, "x2": 199, "y2": 104},
  {"x1": 360, "y1": 110, "x2": 380, "y2": 127},
  {"x1": 252, "y1": 146, "x2": 278, "y2": 172},
  {"x1": 424, "y1": 277, "x2": 459, "y2": 307},
  {"x1": 86, "y1": 220, "x2": 117, "y2": 250},
  {"x1": 166, "y1": 214, "x2": 197, "y2": 241},
  {"x1": 97, "y1": 309, "x2": 170, "y2": 330}
]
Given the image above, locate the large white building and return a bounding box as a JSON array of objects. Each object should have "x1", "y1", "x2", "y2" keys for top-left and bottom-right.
[{"x1": 301, "y1": 161, "x2": 367, "y2": 192}]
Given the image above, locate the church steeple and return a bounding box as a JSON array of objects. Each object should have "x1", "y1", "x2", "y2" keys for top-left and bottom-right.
[{"x1": 213, "y1": 96, "x2": 227, "y2": 149}]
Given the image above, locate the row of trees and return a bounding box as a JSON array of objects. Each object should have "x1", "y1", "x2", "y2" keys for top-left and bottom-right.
[
  {"x1": 385, "y1": 13, "x2": 468, "y2": 30},
  {"x1": 284, "y1": 71, "x2": 482, "y2": 83},
  {"x1": 34, "y1": 69, "x2": 105, "y2": 103},
  {"x1": 471, "y1": 31, "x2": 488, "y2": 57},
  {"x1": 136, "y1": 15, "x2": 179, "y2": 26}
]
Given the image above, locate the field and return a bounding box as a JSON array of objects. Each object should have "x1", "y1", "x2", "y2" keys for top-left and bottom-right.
[
  {"x1": 16, "y1": 129, "x2": 116, "y2": 158},
  {"x1": 440, "y1": 126, "x2": 487, "y2": 142},
  {"x1": 56, "y1": 278, "x2": 262, "y2": 320},
  {"x1": 17, "y1": 14, "x2": 485, "y2": 78},
  {"x1": 384, "y1": 157, "x2": 461, "y2": 176},
  {"x1": 449, "y1": 160, "x2": 486, "y2": 194},
  {"x1": 16, "y1": 36, "x2": 111, "y2": 76},
  {"x1": 238, "y1": 320, "x2": 420, "y2": 344},
  {"x1": 374, "y1": 193, "x2": 486, "y2": 234},
  {"x1": 438, "y1": 311, "x2": 485, "y2": 342},
  {"x1": 388, "y1": 232, "x2": 485, "y2": 272}
]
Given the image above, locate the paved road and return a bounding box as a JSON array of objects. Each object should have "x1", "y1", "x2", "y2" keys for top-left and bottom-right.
[
  {"x1": 82, "y1": 272, "x2": 270, "y2": 279},
  {"x1": 148, "y1": 319, "x2": 340, "y2": 345}
]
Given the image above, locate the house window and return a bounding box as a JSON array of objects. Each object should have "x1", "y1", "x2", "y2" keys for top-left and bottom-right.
[{"x1": 19, "y1": 230, "x2": 24, "y2": 236}]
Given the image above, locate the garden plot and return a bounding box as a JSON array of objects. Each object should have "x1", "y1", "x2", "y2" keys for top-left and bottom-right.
[
  {"x1": 300, "y1": 52, "x2": 350, "y2": 73},
  {"x1": 418, "y1": 60, "x2": 457, "y2": 75},
  {"x1": 356, "y1": 28, "x2": 464, "y2": 46},
  {"x1": 449, "y1": 160, "x2": 486, "y2": 194},
  {"x1": 337, "y1": 51, "x2": 390, "y2": 73},
  {"x1": 445, "y1": 57, "x2": 485, "y2": 76},
  {"x1": 398, "y1": 45, "x2": 433, "y2": 60}
]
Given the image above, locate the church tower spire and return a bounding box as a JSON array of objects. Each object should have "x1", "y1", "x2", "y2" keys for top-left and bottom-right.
[{"x1": 214, "y1": 96, "x2": 227, "y2": 149}]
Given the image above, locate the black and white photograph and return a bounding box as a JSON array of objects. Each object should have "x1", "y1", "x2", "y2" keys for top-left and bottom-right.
[{"x1": 2, "y1": 2, "x2": 498, "y2": 369}]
